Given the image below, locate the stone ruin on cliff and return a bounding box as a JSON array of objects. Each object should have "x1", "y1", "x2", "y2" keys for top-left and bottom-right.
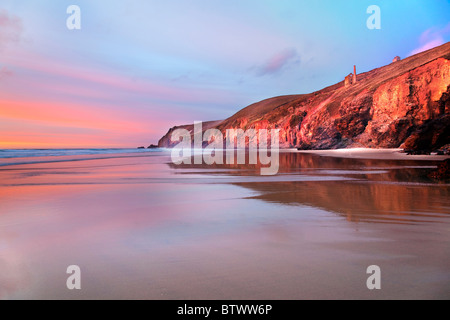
[{"x1": 344, "y1": 65, "x2": 357, "y2": 87}]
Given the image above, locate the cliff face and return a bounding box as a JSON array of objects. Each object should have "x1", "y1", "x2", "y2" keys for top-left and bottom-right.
[
  {"x1": 158, "y1": 42, "x2": 450, "y2": 150},
  {"x1": 157, "y1": 120, "x2": 222, "y2": 149}
]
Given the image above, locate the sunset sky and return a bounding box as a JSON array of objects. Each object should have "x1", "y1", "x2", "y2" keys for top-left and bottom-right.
[{"x1": 1, "y1": 0, "x2": 449, "y2": 148}]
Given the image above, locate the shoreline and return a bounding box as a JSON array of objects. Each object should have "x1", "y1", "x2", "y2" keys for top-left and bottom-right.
[{"x1": 1, "y1": 148, "x2": 449, "y2": 168}]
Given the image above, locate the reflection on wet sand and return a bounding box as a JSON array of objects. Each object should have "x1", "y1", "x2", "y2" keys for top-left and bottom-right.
[
  {"x1": 237, "y1": 180, "x2": 450, "y2": 224},
  {"x1": 169, "y1": 152, "x2": 450, "y2": 225}
]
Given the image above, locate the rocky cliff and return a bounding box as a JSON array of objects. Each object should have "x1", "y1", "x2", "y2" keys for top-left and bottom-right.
[{"x1": 158, "y1": 42, "x2": 450, "y2": 151}]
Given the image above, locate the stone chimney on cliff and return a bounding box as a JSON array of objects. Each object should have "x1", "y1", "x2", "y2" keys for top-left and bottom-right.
[{"x1": 344, "y1": 65, "x2": 358, "y2": 87}]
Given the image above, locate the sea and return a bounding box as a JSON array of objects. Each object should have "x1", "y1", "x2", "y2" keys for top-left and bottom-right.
[{"x1": 0, "y1": 148, "x2": 160, "y2": 160}]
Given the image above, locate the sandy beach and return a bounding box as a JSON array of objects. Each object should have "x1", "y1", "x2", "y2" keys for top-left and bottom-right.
[{"x1": 0, "y1": 149, "x2": 449, "y2": 299}]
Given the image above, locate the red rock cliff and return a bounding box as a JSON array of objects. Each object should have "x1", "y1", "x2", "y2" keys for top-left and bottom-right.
[{"x1": 158, "y1": 42, "x2": 450, "y2": 150}]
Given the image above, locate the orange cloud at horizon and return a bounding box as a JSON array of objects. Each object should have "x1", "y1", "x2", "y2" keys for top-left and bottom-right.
[{"x1": 0, "y1": 98, "x2": 159, "y2": 148}]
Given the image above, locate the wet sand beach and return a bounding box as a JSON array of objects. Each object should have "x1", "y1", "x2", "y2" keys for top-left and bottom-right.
[{"x1": 0, "y1": 150, "x2": 449, "y2": 299}]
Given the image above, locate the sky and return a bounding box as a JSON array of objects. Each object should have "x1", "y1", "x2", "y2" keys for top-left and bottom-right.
[{"x1": 0, "y1": 0, "x2": 449, "y2": 148}]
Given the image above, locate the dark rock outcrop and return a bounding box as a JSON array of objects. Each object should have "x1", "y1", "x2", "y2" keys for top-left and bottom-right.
[
  {"x1": 428, "y1": 159, "x2": 450, "y2": 180},
  {"x1": 402, "y1": 114, "x2": 450, "y2": 152}
]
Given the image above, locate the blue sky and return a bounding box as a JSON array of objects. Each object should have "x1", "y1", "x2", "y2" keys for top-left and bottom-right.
[{"x1": 1, "y1": 0, "x2": 449, "y2": 147}]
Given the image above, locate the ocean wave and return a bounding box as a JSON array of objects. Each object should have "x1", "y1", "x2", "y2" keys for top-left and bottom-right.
[{"x1": 0, "y1": 148, "x2": 162, "y2": 159}]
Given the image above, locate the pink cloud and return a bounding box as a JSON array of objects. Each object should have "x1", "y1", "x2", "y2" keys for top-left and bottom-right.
[
  {"x1": 410, "y1": 23, "x2": 450, "y2": 56},
  {"x1": 0, "y1": 10, "x2": 22, "y2": 50},
  {"x1": 0, "y1": 66, "x2": 13, "y2": 79},
  {"x1": 410, "y1": 38, "x2": 445, "y2": 56},
  {"x1": 256, "y1": 48, "x2": 300, "y2": 76},
  {"x1": 7, "y1": 53, "x2": 234, "y2": 106}
]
